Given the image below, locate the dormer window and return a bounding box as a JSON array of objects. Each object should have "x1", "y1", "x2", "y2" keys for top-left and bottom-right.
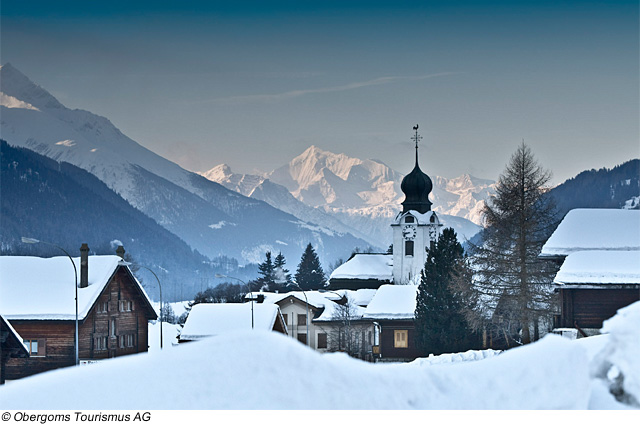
[{"x1": 405, "y1": 216, "x2": 415, "y2": 223}]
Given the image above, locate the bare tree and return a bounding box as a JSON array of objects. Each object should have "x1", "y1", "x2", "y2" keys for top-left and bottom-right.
[
  {"x1": 321, "y1": 295, "x2": 371, "y2": 359},
  {"x1": 467, "y1": 143, "x2": 559, "y2": 345}
]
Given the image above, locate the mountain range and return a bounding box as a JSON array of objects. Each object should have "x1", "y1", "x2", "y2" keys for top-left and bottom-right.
[
  {"x1": 201, "y1": 146, "x2": 493, "y2": 247},
  {"x1": 0, "y1": 63, "x2": 369, "y2": 268}
]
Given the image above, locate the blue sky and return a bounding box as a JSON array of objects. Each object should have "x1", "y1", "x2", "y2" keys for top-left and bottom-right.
[{"x1": 2, "y1": 1, "x2": 638, "y2": 183}]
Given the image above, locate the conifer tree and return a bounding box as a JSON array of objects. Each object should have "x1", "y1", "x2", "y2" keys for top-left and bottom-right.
[
  {"x1": 254, "y1": 251, "x2": 275, "y2": 291},
  {"x1": 295, "y1": 243, "x2": 327, "y2": 290},
  {"x1": 469, "y1": 143, "x2": 559, "y2": 345},
  {"x1": 272, "y1": 251, "x2": 293, "y2": 291},
  {"x1": 414, "y1": 228, "x2": 475, "y2": 355}
]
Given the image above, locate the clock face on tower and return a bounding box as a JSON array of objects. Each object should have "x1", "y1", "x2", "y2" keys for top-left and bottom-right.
[
  {"x1": 402, "y1": 225, "x2": 416, "y2": 240},
  {"x1": 429, "y1": 227, "x2": 437, "y2": 240}
]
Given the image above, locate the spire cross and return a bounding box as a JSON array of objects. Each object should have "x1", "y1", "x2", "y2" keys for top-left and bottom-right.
[{"x1": 411, "y1": 125, "x2": 422, "y2": 163}]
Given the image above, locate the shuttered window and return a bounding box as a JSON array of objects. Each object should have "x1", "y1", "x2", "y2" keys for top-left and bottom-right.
[{"x1": 394, "y1": 330, "x2": 408, "y2": 348}]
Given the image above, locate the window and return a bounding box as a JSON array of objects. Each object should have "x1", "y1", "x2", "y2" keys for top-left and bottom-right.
[
  {"x1": 119, "y1": 300, "x2": 133, "y2": 312},
  {"x1": 297, "y1": 333, "x2": 307, "y2": 344},
  {"x1": 23, "y1": 339, "x2": 45, "y2": 356},
  {"x1": 317, "y1": 333, "x2": 327, "y2": 349},
  {"x1": 97, "y1": 301, "x2": 108, "y2": 313},
  {"x1": 297, "y1": 314, "x2": 306, "y2": 326},
  {"x1": 394, "y1": 330, "x2": 408, "y2": 348},
  {"x1": 110, "y1": 317, "x2": 116, "y2": 337},
  {"x1": 405, "y1": 215, "x2": 414, "y2": 223},
  {"x1": 368, "y1": 331, "x2": 372, "y2": 345},
  {"x1": 405, "y1": 240, "x2": 414, "y2": 256},
  {"x1": 119, "y1": 334, "x2": 135, "y2": 348},
  {"x1": 94, "y1": 336, "x2": 108, "y2": 351}
]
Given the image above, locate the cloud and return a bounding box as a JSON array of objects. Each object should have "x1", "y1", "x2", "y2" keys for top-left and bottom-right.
[{"x1": 203, "y1": 72, "x2": 460, "y2": 105}]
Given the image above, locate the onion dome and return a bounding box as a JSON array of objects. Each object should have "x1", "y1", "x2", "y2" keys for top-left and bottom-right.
[{"x1": 401, "y1": 127, "x2": 432, "y2": 213}]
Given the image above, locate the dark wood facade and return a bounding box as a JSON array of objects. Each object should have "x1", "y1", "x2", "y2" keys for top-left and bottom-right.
[
  {"x1": 558, "y1": 287, "x2": 640, "y2": 330},
  {"x1": 376, "y1": 319, "x2": 422, "y2": 362},
  {"x1": 1, "y1": 316, "x2": 29, "y2": 384},
  {"x1": 329, "y1": 278, "x2": 391, "y2": 291},
  {"x1": 5, "y1": 266, "x2": 156, "y2": 380}
]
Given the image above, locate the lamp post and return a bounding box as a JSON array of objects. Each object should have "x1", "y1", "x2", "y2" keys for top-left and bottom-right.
[
  {"x1": 21, "y1": 237, "x2": 79, "y2": 366},
  {"x1": 290, "y1": 283, "x2": 310, "y2": 347},
  {"x1": 129, "y1": 265, "x2": 163, "y2": 349},
  {"x1": 215, "y1": 274, "x2": 253, "y2": 329}
]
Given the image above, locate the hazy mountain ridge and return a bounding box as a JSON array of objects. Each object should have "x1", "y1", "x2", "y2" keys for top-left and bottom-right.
[{"x1": 0, "y1": 64, "x2": 371, "y2": 266}]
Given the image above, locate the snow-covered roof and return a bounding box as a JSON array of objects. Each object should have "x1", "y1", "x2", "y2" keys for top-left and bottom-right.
[
  {"x1": 554, "y1": 251, "x2": 640, "y2": 287},
  {"x1": 1, "y1": 314, "x2": 28, "y2": 356},
  {"x1": 1, "y1": 255, "x2": 116, "y2": 320},
  {"x1": 314, "y1": 299, "x2": 367, "y2": 322},
  {"x1": 0, "y1": 255, "x2": 152, "y2": 320},
  {"x1": 540, "y1": 209, "x2": 640, "y2": 258},
  {"x1": 362, "y1": 284, "x2": 418, "y2": 320},
  {"x1": 329, "y1": 253, "x2": 393, "y2": 281},
  {"x1": 180, "y1": 303, "x2": 283, "y2": 340}
]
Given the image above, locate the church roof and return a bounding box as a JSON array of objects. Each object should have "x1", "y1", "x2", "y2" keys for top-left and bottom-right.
[
  {"x1": 329, "y1": 253, "x2": 393, "y2": 281},
  {"x1": 400, "y1": 128, "x2": 432, "y2": 214}
]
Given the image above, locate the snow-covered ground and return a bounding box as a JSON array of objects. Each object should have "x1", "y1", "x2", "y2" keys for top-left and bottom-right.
[{"x1": 2, "y1": 302, "x2": 639, "y2": 410}]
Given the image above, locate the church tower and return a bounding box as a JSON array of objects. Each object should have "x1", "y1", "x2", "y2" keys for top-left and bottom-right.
[{"x1": 392, "y1": 125, "x2": 442, "y2": 284}]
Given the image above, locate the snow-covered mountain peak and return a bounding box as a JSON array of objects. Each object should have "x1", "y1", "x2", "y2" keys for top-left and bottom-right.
[
  {"x1": 0, "y1": 63, "x2": 64, "y2": 110},
  {"x1": 201, "y1": 164, "x2": 234, "y2": 181}
]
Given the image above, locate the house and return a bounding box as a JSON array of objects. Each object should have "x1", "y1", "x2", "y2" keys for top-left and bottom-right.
[
  {"x1": 178, "y1": 303, "x2": 287, "y2": 342},
  {"x1": 0, "y1": 245, "x2": 157, "y2": 380},
  {"x1": 1, "y1": 315, "x2": 29, "y2": 384},
  {"x1": 540, "y1": 208, "x2": 640, "y2": 335},
  {"x1": 250, "y1": 289, "x2": 377, "y2": 356},
  {"x1": 553, "y1": 250, "x2": 640, "y2": 333},
  {"x1": 362, "y1": 284, "x2": 421, "y2": 362}
]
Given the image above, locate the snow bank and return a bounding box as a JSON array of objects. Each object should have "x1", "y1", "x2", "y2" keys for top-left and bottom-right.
[
  {"x1": 410, "y1": 349, "x2": 502, "y2": 366},
  {"x1": 591, "y1": 301, "x2": 640, "y2": 407},
  {"x1": 0, "y1": 331, "x2": 590, "y2": 409}
]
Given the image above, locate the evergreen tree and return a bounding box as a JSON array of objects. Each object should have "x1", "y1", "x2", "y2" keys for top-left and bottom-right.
[
  {"x1": 469, "y1": 143, "x2": 559, "y2": 345},
  {"x1": 272, "y1": 251, "x2": 293, "y2": 291},
  {"x1": 253, "y1": 251, "x2": 275, "y2": 291},
  {"x1": 295, "y1": 243, "x2": 327, "y2": 290},
  {"x1": 415, "y1": 228, "x2": 476, "y2": 355}
]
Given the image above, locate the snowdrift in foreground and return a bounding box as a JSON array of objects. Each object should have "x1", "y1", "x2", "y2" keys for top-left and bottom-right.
[
  {"x1": 1, "y1": 333, "x2": 587, "y2": 409},
  {"x1": 2, "y1": 301, "x2": 638, "y2": 410}
]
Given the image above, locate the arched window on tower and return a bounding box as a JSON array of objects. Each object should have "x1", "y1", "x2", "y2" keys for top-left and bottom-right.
[
  {"x1": 429, "y1": 214, "x2": 435, "y2": 223},
  {"x1": 405, "y1": 240, "x2": 414, "y2": 256},
  {"x1": 405, "y1": 215, "x2": 415, "y2": 223}
]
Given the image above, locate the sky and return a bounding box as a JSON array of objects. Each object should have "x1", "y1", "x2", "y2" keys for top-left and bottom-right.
[{"x1": 2, "y1": 0, "x2": 638, "y2": 184}]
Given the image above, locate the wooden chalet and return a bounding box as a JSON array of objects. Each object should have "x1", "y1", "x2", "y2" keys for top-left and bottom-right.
[
  {"x1": 540, "y1": 209, "x2": 640, "y2": 336},
  {"x1": 553, "y1": 251, "x2": 640, "y2": 333},
  {"x1": 0, "y1": 245, "x2": 157, "y2": 380},
  {"x1": 362, "y1": 285, "x2": 422, "y2": 361},
  {"x1": 1, "y1": 315, "x2": 29, "y2": 384}
]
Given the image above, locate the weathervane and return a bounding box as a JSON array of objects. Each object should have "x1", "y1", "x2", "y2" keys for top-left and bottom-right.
[{"x1": 411, "y1": 124, "x2": 422, "y2": 163}]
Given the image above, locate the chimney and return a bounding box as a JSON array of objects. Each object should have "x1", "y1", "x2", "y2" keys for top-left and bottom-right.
[
  {"x1": 80, "y1": 243, "x2": 89, "y2": 288},
  {"x1": 116, "y1": 245, "x2": 125, "y2": 259}
]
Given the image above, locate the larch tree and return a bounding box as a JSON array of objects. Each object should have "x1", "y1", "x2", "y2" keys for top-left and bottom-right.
[
  {"x1": 414, "y1": 227, "x2": 477, "y2": 355},
  {"x1": 469, "y1": 143, "x2": 559, "y2": 345},
  {"x1": 295, "y1": 243, "x2": 327, "y2": 290}
]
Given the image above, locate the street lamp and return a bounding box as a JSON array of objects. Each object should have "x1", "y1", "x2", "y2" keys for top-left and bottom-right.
[
  {"x1": 21, "y1": 237, "x2": 79, "y2": 366},
  {"x1": 129, "y1": 264, "x2": 163, "y2": 349},
  {"x1": 290, "y1": 283, "x2": 310, "y2": 347},
  {"x1": 215, "y1": 274, "x2": 253, "y2": 329}
]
